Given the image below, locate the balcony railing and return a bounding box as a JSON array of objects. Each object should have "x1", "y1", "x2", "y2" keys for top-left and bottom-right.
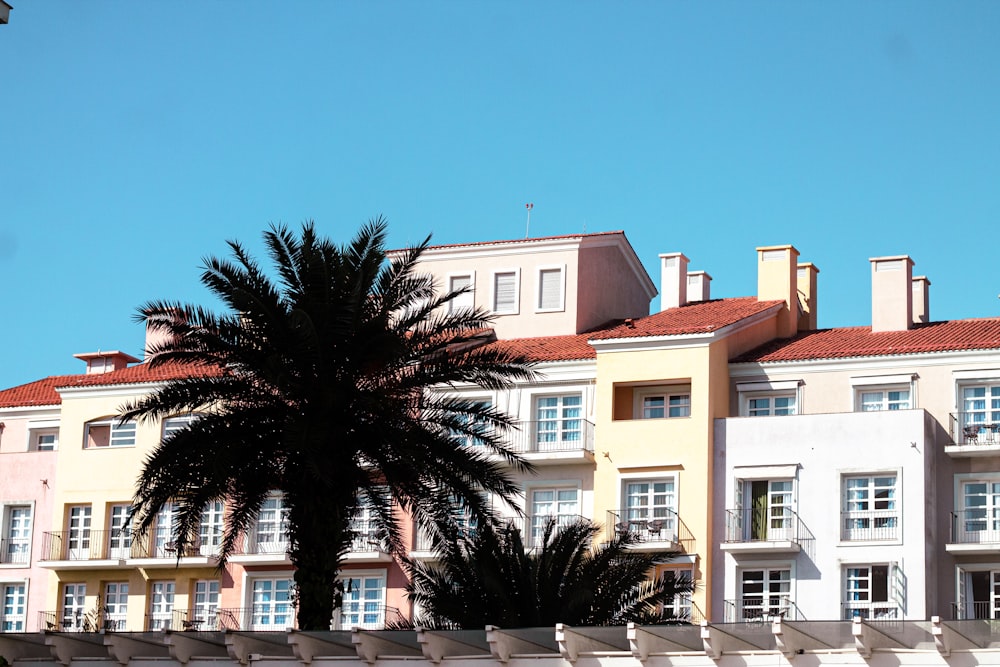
[
  {"x1": 39, "y1": 530, "x2": 217, "y2": 562},
  {"x1": 951, "y1": 601, "x2": 1000, "y2": 620},
  {"x1": 492, "y1": 420, "x2": 595, "y2": 455},
  {"x1": 0, "y1": 538, "x2": 30, "y2": 564},
  {"x1": 723, "y1": 508, "x2": 802, "y2": 544},
  {"x1": 951, "y1": 510, "x2": 1000, "y2": 545},
  {"x1": 146, "y1": 610, "x2": 191, "y2": 631},
  {"x1": 349, "y1": 519, "x2": 388, "y2": 553},
  {"x1": 607, "y1": 509, "x2": 679, "y2": 544},
  {"x1": 842, "y1": 602, "x2": 900, "y2": 621},
  {"x1": 724, "y1": 598, "x2": 800, "y2": 623},
  {"x1": 951, "y1": 413, "x2": 1000, "y2": 446},
  {"x1": 840, "y1": 510, "x2": 899, "y2": 541}
]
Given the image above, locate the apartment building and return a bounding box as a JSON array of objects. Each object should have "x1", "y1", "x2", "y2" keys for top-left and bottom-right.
[{"x1": 713, "y1": 254, "x2": 1000, "y2": 622}]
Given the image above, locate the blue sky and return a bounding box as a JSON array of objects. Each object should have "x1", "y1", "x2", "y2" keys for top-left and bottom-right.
[{"x1": 2, "y1": 2, "x2": 999, "y2": 389}]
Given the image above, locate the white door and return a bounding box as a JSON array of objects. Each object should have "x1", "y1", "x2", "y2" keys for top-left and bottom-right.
[{"x1": 67, "y1": 506, "x2": 92, "y2": 560}]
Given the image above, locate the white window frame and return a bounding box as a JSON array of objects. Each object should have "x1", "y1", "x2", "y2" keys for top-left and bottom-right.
[
  {"x1": 148, "y1": 580, "x2": 175, "y2": 630},
  {"x1": 535, "y1": 265, "x2": 566, "y2": 313},
  {"x1": 732, "y1": 477, "x2": 795, "y2": 542},
  {"x1": 656, "y1": 564, "x2": 694, "y2": 622},
  {"x1": 192, "y1": 579, "x2": 220, "y2": 629},
  {"x1": 446, "y1": 272, "x2": 475, "y2": 314},
  {"x1": 735, "y1": 564, "x2": 794, "y2": 622},
  {"x1": 1, "y1": 504, "x2": 32, "y2": 566},
  {"x1": 634, "y1": 386, "x2": 692, "y2": 419},
  {"x1": 736, "y1": 381, "x2": 801, "y2": 417},
  {"x1": 842, "y1": 563, "x2": 902, "y2": 620},
  {"x1": 0, "y1": 581, "x2": 27, "y2": 632},
  {"x1": 248, "y1": 575, "x2": 295, "y2": 631},
  {"x1": 84, "y1": 418, "x2": 137, "y2": 448},
  {"x1": 336, "y1": 571, "x2": 387, "y2": 630},
  {"x1": 841, "y1": 473, "x2": 900, "y2": 542},
  {"x1": 199, "y1": 501, "x2": 224, "y2": 556},
  {"x1": 851, "y1": 374, "x2": 916, "y2": 412},
  {"x1": 153, "y1": 503, "x2": 181, "y2": 558},
  {"x1": 490, "y1": 269, "x2": 520, "y2": 315},
  {"x1": 27, "y1": 421, "x2": 59, "y2": 452},
  {"x1": 526, "y1": 485, "x2": 581, "y2": 548},
  {"x1": 533, "y1": 393, "x2": 584, "y2": 451},
  {"x1": 957, "y1": 381, "x2": 1000, "y2": 444},
  {"x1": 108, "y1": 504, "x2": 133, "y2": 560},
  {"x1": 450, "y1": 396, "x2": 493, "y2": 449},
  {"x1": 619, "y1": 476, "x2": 678, "y2": 543},
  {"x1": 60, "y1": 582, "x2": 87, "y2": 631},
  {"x1": 66, "y1": 505, "x2": 92, "y2": 560},
  {"x1": 162, "y1": 413, "x2": 199, "y2": 441},
  {"x1": 254, "y1": 494, "x2": 290, "y2": 554},
  {"x1": 103, "y1": 581, "x2": 128, "y2": 631},
  {"x1": 955, "y1": 565, "x2": 1000, "y2": 620}
]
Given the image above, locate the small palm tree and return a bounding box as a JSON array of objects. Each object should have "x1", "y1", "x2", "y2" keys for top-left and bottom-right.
[
  {"x1": 120, "y1": 219, "x2": 536, "y2": 630},
  {"x1": 404, "y1": 518, "x2": 695, "y2": 628}
]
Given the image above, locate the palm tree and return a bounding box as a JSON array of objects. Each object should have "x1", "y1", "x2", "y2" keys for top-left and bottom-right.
[
  {"x1": 403, "y1": 518, "x2": 696, "y2": 628},
  {"x1": 120, "y1": 219, "x2": 536, "y2": 630}
]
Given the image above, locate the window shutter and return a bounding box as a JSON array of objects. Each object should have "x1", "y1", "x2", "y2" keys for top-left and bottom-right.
[
  {"x1": 449, "y1": 275, "x2": 474, "y2": 312},
  {"x1": 538, "y1": 269, "x2": 562, "y2": 310},
  {"x1": 494, "y1": 272, "x2": 517, "y2": 313}
]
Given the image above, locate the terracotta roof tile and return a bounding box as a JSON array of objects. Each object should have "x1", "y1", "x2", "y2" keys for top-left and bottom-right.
[
  {"x1": 589, "y1": 297, "x2": 785, "y2": 340},
  {"x1": 0, "y1": 363, "x2": 212, "y2": 409},
  {"x1": 485, "y1": 331, "x2": 598, "y2": 362},
  {"x1": 735, "y1": 318, "x2": 1000, "y2": 363}
]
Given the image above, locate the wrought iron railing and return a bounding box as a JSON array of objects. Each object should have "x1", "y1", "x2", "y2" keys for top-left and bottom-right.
[
  {"x1": 724, "y1": 598, "x2": 801, "y2": 622},
  {"x1": 349, "y1": 519, "x2": 388, "y2": 553},
  {"x1": 39, "y1": 530, "x2": 216, "y2": 561},
  {"x1": 951, "y1": 413, "x2": 1000, "y2": 446},
  {"x1": 145, "y1": 610, "x2": 190, "y2": 631},
  {"x1": 840, "y1": 510, "x2": 899, "y2": 541},
  {"x1": 466, "y1": 420, "x2": 595, "y2": 455},
  {"x1": 0, "y1": 538, "x2": 30, "y2": 564},
  {"x1": 951, "y1": 601, "x2": 1000, "y2": 620},
  {"x1": 607, "y1": 509, "x2": 679, "y2": 544},
  {"x1": 724, "y1": 508, "x2": 802, "y2": 544}
]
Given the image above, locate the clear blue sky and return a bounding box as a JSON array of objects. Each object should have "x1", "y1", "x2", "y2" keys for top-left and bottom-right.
[{"x1": 2, "y1": 2, "x2": 999, "y2": 389}]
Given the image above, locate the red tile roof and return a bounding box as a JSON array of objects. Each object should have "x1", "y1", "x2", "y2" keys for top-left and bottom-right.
[
  {"x1": 589, "y1": 297, "x2": 785, "y2": 340},
  {"x1": 735, "y1": 318, "x2": 1000, "y2": 363},
  {"x1": 487, "y1": 332, "x2": 598, "y2": 362},
  {"x1": 0, "y1": 363, "x2": 211, "y2": 409}
]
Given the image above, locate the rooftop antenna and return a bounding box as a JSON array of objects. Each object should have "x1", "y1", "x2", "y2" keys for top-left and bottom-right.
[{"x1": 525, "y1": 202, "x2": 534, "y2": 238}]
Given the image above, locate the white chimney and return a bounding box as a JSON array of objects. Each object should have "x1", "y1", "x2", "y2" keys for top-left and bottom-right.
[
  {"x1": 912, "y1": 275, "x2": 930, "y2": 325},
  {"x1": 659, "y1": 253, "x2": 689, "y2": 311},
  {"x1": 870, "y1": 255, "x2": 914, "y2": 332},
  {"x1": 687, "y1": 271, "x2": 711, "y2": 303}
]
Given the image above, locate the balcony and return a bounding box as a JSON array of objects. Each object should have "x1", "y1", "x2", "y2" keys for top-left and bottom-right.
[
  {"x1": 947, "y1": 510, "x2": 1000, "y2": 554},
  {"x1": 345, "y1": 518, "x2": 392, "y2": 563},
  {"x1": 723, "y1": 598, "x2": 801, "y2": 623},
  {"x1": 501, "y1": 419, "x2": 595, "y2": 465},
  {"x1": 720, "y1": 508, "x2": 804, "y2": 554},
  {"x1": 37, "y1": 530, "x2": 219, "y2": 569},
  {"x1": 951, "y1": 601, "x2": 1000, "y2": 620},
  {"x1": 840, "y1": 510, "x2": 899, "y2": 542},
  {"x1": 228, "y1": 532, "x2": 292, "y2": 565},
  {"x1": 0, "y1": 538, "x2": 30, "y2": 565},
  {"x1": 946, "y1": 413, "x2": 1000, "y2": 457},
  {"x1": 606, "y1": 509, "x2": 694, "y2": 553},
  {"x1": 842, "y1": 602, "x2": 900, "y2": 621},
  {"x1": 412, "y1": 515, "x2": 598, "y2": 557}
]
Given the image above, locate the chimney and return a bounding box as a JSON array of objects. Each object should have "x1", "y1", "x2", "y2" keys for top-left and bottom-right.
[
  {"x1": 659, "y1": 253, "x2": 689, "y2": 311},
  {"x1": 74, "y1": 351, "x2": 140, "y2": 374},
  {"x1": 912, "y1": 275, "x2": 931, "y2": 325},
  {"x1": 796, "y1": 263, "x2": 819, "y2": 331},
  {"x1": 757, "y1": 245, "x2": 800, "y2": 338},
  {"x1": 687, "y1": 271, "x2": 712, "y2": 302},
  {"x1": 870, "y1": 255, "x2": 914, "y2": 332}
]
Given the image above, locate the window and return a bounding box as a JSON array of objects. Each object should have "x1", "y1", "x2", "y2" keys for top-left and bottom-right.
[
  {"x1": 534, "y1": 394, "x2": 583, "y2": 451},
  {"x1": 536, "y1": 267, "x2": 564, "y2": 312},
  {"x1": 621, "y1": 479, "x2": 677, "y2": 542},
  {"x1": 955, "y1": 481, "x2": 1000, "y2": 544},
  {"x1": 657, "y1": 566, "x2": 694, "y2": 622},
  {"x1": 193, "y1": 580, "x2": 220, "y2": 629},
  {"x1": 858, "y1": 389, "x2": 911, "y2": 412},
  {"x1": 148, "y1": 581, "x2": 175, "y2": 629},
  {"x1": 104, "y1": 582, "x2": 128, "y2": 631},
  {"x1": 250, "y1": 578, "x2": 294, "y2": 630},
  {"x1": 66, "y1": 506, "x2": 92, "y2": 560},
  {"x1": 638, "y1": 390, "x2": 691, "y2": 419},
  {"x1": 108, "y1": 504, "x2": 132, "y2": 559},
  {"x1": 960, "y1": 385, "x2": 1000, "y2": 443},
  {"x1": 163, "y1": 414, "x2": 198, "y2": 441},
  {"x1": 492, "y1": 270, "x2": 519, "y2": 314},
  {"x1": 350, "y1": 491, "x2": 385, "y2": 553},
  {"x1": 736, "y1": 568, "x2": 791, "y2": 621},
  {"x1": 339, "y1": 574, "x2": 386, "y2": 630},
  {"x1": 842, "y1": 475, "x2": 898, "y2": 541},
  {"x1": 529, "y1": 488, "x2": 579, "y2": 547},
  {"x1": 3, "y1": 506, "x2": 31, "y2": 564},
  {"x1": 747, "y1": 394, "x2": 796, "y2": 416},
  {"x1": 28, "y1": 428, "x2": 58, "y2": 452},
  {"x1": 255, "y1": 495, "x2": 290, "y2": 554},
  {"x1": 843, "y1": 565, "x2": 900, "y2": 619},
  {"x1": 957, "y1": 568, "x2": 1000, "y2": 619},
  {"x1": 450, "y1": 399, "x2": 492, "y2": 449},
  {"x1": 61, "y1": 583, "x2": 86, "y2": 631},
  {"x1": 1, "y1": 583, "x2": 26, "y2": 631},
  {"x1": 447, "y1": 274, "x2": 474, "y2": 313},
  {"x1": 733, "y1": 479, "x2": 794, "y2": 542},
  {"x1": 153, "y1": 503, "x2": 180, "y2": 558},
  {"x1": 84, "y1": 418, "x2": 136, "y2": 448},
  {"x1": 199, "y1": 501, "x2": 224, "y2": 556},
  {"x1": 737, "y1": 381, "x2": 801, "y2": 417}
]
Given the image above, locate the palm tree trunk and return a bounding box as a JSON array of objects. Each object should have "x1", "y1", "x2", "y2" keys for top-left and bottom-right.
[{"x1": 288, "y1": 490, "x2": 352, "y2": 631}]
